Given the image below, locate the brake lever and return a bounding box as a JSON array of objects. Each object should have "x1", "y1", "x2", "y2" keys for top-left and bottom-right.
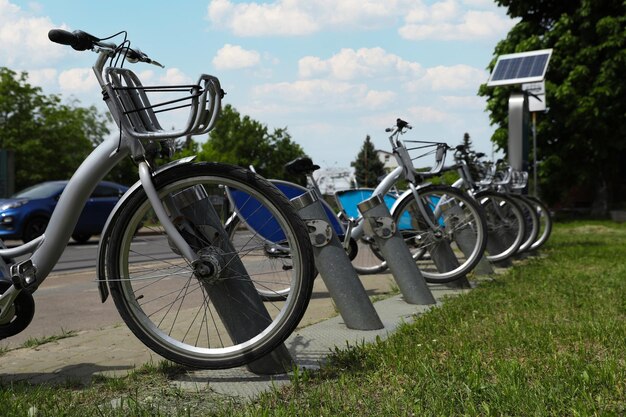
[{"x1": 123, "y1": 47, "x2": 165, "y2": 68}]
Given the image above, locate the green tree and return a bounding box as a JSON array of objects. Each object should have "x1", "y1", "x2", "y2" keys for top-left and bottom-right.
[
  {"x1": 197, "y1": 104, "x2": 307, "y2": 183},
  {"x1": 479, "y1": 0, "x2": 626, "y2": 215},
  {"x1": 351, "y1": 135, "x2": 385, "y2": 187},
  {"x1": 0, "y1": 67, "x2": 110, "y2": 190}
]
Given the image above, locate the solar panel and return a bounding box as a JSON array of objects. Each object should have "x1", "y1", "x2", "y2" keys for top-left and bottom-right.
[{"x1": 487, "y1": 49, "x2": 553, "y2": 87}]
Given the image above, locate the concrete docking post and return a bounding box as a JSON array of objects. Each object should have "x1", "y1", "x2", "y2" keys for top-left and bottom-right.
[
  {"x1": 291, "y1": 191, "x2": 383, "y2": 330},
  {"x1": 357, "y1": 195, "x2": 436, "y2": 305}
]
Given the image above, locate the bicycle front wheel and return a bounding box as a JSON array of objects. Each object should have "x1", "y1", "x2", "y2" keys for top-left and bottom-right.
[
  {"x1": 392, "y1": 185, "x2": 487, "y2": 283},
  {"x1": 105, "y1": 162, "x2": 315, "y2": 369},
  {"x1": 475, "y1": 190, "x2": 526, "y2": 262},
  {"x1": 509, "y1": 194, "x2": 540, "y2": 254},
  {"x1": 527, "y1": 195, "x2": 553, "y2": 251}
]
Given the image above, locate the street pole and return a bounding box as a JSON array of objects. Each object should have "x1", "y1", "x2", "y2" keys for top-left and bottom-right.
[{"x1": 532, "y1": 111, "x2": 537, "y2": 197}]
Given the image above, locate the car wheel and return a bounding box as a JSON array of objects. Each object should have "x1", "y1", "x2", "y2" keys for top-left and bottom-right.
[
  {"x1": 71, "y1": 233, "x2": 92, "y2": 244},
  {"x1": 23, "y1": 216, "x2": 49, "y2": 243}
]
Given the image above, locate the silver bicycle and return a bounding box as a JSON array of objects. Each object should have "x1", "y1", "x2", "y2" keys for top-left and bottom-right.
[
  {"x1": 337, "y1": 119, "x2": 488, "y2": 282},
  {"x1": 0, "y1": 29, "x2": 315, "y2": 369}
]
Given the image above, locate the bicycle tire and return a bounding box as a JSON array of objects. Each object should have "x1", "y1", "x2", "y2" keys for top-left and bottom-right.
[
  {"x1": 508, "y1": 194, "x2": 540, "y2": 254},
  {"x1": 105, "y1": 162, "x2": 315, "y2": 369},
  {"x1": 474, "y1": 190, "x2": 526, "y2": 262},
  {"x1": 526, "y1": 196, "x2": 553, "y2": 251},
  {"x1": 390, "y1": 184, "x2": 488, "y2": 283}
]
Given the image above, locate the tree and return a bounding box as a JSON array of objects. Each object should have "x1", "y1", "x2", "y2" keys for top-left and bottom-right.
[
  {"x1": 0, "y1": 68, "x2": 110, "y2": 190},
  {"x1": 479, "y1": 0, "x2": 626, "y2": 215},
  {"x1": 351, "y1": 135, "x2": 386, "y2": 187},
  {"x1": 459, "y1": 132, "x2": 484, "y2": 183},
  {"x1": 197, "y1": 104, "x2": 307, "y2": 183}
]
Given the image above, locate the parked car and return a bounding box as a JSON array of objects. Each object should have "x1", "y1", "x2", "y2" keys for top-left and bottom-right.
[{"x1": 0, "y1": 180, "x2": 128, "y2": 243}]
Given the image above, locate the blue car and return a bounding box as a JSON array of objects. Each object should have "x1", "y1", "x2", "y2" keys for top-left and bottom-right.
[{"x1": 0, "y1": 180, "x2": 128, "y2": 243}]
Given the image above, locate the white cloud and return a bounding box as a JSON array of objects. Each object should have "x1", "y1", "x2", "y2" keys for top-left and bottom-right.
[
  {"x1": 251, "y1": 79, "x2": 393, "y2": 111},
  {"x1": 207, "y1": 0, "x2": 318, "y2": 36},
  {"x1": 400, "y1": 1, "x2": 515, "y2": 41},
  {"x1": 0, "y1": 0, "x2": 67, "y2": 67},
  {"x1": 363, "y1": 90, "x2": 396, "y2": 109},
  {"x1": 406, "y1": 106, "x2": 449, "y2": 123},
  {"x1": 299, "y1": 48, "x2": 422, "y2": 81},
  {"x1": 407, "y1": 64, "x2": 487, "y2": 91},
  {"x1": 213, "y1": 44, "x2": 261, "y2": 70},
  {"x1": 58, "y1": 68, "x2": 98, "y2": 93},
  {"x1": 440, "y1": 95, "x2": 485, "y2": 110},
  {"x1": 206, "y1": 0, "x2": 513, "y2": 41},
  {"x1": 26, "y1": 68, "x2": 58, "y2": 88},
  {"x1": 159, "y1": 68, "x2": 193, "y2": 85}
]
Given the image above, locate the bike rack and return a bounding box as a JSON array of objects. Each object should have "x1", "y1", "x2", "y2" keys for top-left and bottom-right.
[
  {"x1": 428, "y1": 202, "x2": 475, "y2": 288},
  {"x1": 485, "y1": 229, "x2": 514, "y2": 268},
  {"x1": 291, "y1": 191, "x2": 383, "y2": 331},
  {"x1": 170, "y1": 185, "x2": 293, "y2": 375},
  {"x1": 357, "y1": 195, "x2": 436, "y2": 305}
]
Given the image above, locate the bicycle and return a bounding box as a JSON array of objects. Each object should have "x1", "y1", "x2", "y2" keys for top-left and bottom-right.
[
  {"x1": 484, "y1": 162, "x2": 552, "y2": 252},
  {"x1": 0, "y1": 29, "x2": 316, "y2": 369},
  {"x1": 446, "y1": 147, "x2": 529, "y2": 262},
  {"x1": 332, "y1": 119, "x2": 489, "y2": 282}
]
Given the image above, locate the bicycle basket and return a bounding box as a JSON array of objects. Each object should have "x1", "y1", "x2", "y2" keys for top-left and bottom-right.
[
  {"x1": 104, "y1": 68, "x2": 222, "y2": 141},
  {"x1": 475, "y1": 161, "x2": 495, "y2": 186},
  {"x1": 510, "y1": 169, "x2": 528, "y2": 189},
  {"x1": 398, "y1": 140, "x2": 449, "y2": 175}
]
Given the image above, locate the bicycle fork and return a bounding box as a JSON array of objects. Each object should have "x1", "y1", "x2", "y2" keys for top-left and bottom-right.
[{"x1": 137, "y1": 162, "x2": 201, "y2": 266}]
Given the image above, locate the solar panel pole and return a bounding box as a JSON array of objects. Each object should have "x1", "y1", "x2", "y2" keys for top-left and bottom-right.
[
  {"x1": 532, "y1": 111, "x2": 538, "y2": 197},
  {"x1": 508, "y1": 92, "x2": 530, "y2": 176}
]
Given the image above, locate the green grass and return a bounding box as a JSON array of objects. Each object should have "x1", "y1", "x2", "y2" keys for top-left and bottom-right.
[
  {"x1": 20, "y1": 328, "x2": 77, "y2": 349},
  {"x1": 0, "y1": 221, "x2": 624, "y2": 416}
]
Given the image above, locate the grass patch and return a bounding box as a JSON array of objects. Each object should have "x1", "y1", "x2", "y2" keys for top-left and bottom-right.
[
  {"x1": 0, "y1": 220, "x2": 624, "y2": 416},
  {"x1": 20, "y1": 328, "x2": 77, "y2": 349}
]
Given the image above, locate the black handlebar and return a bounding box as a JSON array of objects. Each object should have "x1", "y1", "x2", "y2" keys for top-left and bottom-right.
[{"x1": 48, "y1": 29, "x2": 99, "y2": 51}]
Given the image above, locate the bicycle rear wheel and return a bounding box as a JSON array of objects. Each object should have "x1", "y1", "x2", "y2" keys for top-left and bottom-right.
[
  {"x1": 225, "y1": 214, "x2": 293, "y2": 302},
  {"x1": 105, "y1": 162, "x2": 315, "y2": 369},
  {"x1": 391, "y1": 184, "x2": 487, "y2": 283}
]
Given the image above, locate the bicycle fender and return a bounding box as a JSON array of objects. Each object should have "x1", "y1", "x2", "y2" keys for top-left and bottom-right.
[
  {"x1": 96, "y1": 156, "x2": 196, "y2": 303},
  {"x1": 389, "y1": 189, "x2": 412, "y2": 215}
]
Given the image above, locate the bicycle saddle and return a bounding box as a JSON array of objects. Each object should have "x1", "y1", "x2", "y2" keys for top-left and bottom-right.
[{"x1": 284, "y1": 157, "x2": 320, "y2": 175}]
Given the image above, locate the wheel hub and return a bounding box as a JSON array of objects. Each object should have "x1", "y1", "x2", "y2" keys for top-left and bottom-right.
[{"x1": 192, "y1": 246, "x2": 225, "y2": 285}]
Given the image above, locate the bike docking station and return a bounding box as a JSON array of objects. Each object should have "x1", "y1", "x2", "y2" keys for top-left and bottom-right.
[
  {"x1": 290, "y1": 190, "x2": 384, "y2": 331},
  {"x1": 357, "y1": 194, "x2": 436, "y2": 305},
  {"x1": 429, "y1": 203, "x2": 474, "y2": 289},
  {"x1": 169, "y1": 185, "x2": 294, "y2": 375},
  {"x1": 486, "y1": 48, "x2": 552, "y2": 266}
]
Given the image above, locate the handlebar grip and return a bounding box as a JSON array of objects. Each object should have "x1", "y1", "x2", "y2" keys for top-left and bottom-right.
[
  {"x1": 48, "y1": 29, "x2": 98, "y2": 51},
  {"x1": 48, "y1": 29, "x2": 75, "y2": 45}
]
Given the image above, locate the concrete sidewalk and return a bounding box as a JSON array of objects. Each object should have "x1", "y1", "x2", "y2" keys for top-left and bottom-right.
[{"x1": 0, "y1": 270, "x2": 470, "y2": 400}]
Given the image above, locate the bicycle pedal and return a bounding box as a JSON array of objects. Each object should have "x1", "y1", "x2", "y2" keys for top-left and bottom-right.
[{"x1": 10, "y1": 260, "x2": 37, "y2": 290}]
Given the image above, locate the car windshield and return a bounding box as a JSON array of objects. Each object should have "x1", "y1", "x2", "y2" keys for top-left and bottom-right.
[{"x1": 12, "y1": 182, "x2": 66, "y2": 199}]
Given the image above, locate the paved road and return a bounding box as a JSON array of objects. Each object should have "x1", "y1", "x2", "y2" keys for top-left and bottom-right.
[{"x1": 2, "y1": 235, "x2": 176, "y2": 349}]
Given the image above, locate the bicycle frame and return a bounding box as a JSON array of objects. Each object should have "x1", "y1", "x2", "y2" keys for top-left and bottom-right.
[
  {"x1": 0, "y1": 37, "x2": 215, "y2": 322},
  {"x1": 348, "y1": 134, "x2": 446, "y2": 241}
]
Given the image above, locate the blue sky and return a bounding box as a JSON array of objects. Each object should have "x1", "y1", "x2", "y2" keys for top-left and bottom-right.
[{"x1": 1, "y1": 0, "x2": 517, "y2": 169}]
